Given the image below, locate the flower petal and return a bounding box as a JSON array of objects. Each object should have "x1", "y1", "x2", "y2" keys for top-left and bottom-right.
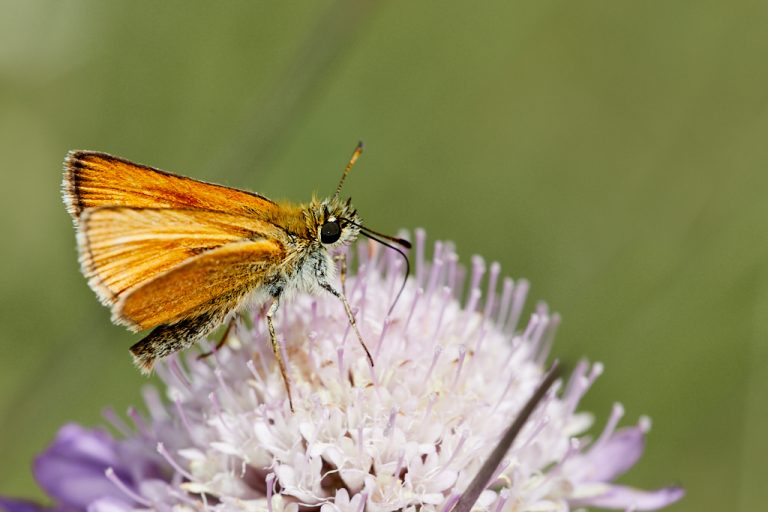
[
  {"x1": 0, "y1": 497, "x2": 47, "y2": 512},
  {"x1": 570, "y1": 424, "x2": 647, "y2": 482},
  {"x1": 32, "y1": 424, "x2": 131, "y2": 509},
  {"x1": 570, "y1": 484, "x2": 685, "y2": 510},
  {"x1": 86, "y1": 497, "x2": 134, "y2": 512}
]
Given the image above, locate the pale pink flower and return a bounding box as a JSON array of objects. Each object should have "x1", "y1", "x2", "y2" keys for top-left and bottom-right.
[{"x1": 2, "y1": 230, "x2": 683, "y2": 512}]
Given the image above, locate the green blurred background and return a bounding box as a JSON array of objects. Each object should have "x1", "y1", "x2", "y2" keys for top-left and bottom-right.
[{"x1": 1, "y1": 1, "x2": 766, "y2": 510}]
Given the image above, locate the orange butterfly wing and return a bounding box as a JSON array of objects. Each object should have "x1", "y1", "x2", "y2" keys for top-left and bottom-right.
[
  {"x1": 63, "y1": 151, "x2": 291, "y2": 330},
  {"x1": 63, "y1": 150, "x2": 279, "y2": 219},
  {"x1": 115, "y1": 239, "x2": 283, "y2": 330},
  {"x1": 77, "y1": 207, "x2": 282, "y2": 315}
]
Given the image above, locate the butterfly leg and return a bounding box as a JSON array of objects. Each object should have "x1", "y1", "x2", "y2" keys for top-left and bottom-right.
[
  {"x1": 334, "y1": 252, "x2": 348, "y2": 296},
  {"x1": 197, "y1": 315, "x2": 238, "y2": 360},
  {"x1": 266, "y1": 296, "x2": 294, "y2": 411},
  {"x1": 319, "y1": 282, "x2": 374, "y2": 366}
]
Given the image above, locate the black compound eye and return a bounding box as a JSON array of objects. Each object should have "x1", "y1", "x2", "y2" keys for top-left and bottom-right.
[{"x1": 320, "y1": 221, "x2": 341, "y2": 244}]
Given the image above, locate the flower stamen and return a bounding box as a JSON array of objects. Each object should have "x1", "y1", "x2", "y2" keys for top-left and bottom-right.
[
  {"x1": 483, "y1": 262, "x2": 501, "y2": 321},
  {"x1": 157, "y1": 442, "x2": 195, "y2": 481},
  {"x1": 105, "y1": 467, "x2": 151, "y2": 507},
  {"x1": 450, "y1": 345, "x2": 467, "y2": 392},
  {"x1": 496, "y1": 278, "x2": 514, "y2": 329}
]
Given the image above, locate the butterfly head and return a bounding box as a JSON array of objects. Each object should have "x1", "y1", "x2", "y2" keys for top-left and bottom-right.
[
  {"x1": 305, "y1": 196, "x2": 361, "y2": 249},
  {"x1": 308, "y1": 141, "x2": 412, "y2": 255}
]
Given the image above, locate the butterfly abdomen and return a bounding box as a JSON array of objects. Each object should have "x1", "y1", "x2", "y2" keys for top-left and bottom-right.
[{"x1": 129, "y1": 308, "x2": 226, "y2": 374}]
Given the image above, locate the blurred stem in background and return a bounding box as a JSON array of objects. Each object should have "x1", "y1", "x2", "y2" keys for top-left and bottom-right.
[{"x1": 212, "y1": 0, "x2": 377, "y2": 181}]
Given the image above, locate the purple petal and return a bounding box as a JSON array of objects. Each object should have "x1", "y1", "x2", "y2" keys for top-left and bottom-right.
[
  {"x1": 113, "y1": 439, "x2": 164, "y2": 482},
  {"x1": 85, "y1": 497, "x2": 133, "y2": 512},
  {"x1": 0, "y1": 498, "x2": 47, "y2": 512},
  {"x1": 39, "y1": 424, "x2": 121, "y2": 466},
  {"x1": 571, "y1": 424, "x2": 647, "y2": 482},
  {"x1": 33, "y1": 424, "x2": 131, "y2": 510},
  {"x1": 570, "y1": 484, "x2": 685, "y2": 510}
]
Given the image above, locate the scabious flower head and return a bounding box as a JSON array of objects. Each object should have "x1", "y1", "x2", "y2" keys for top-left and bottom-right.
[{"x1": 2, "y1": 230, "x2": 683, "y2": 512}]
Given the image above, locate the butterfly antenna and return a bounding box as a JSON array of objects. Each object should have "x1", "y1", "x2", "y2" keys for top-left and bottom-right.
[{"x1": 333, "y1": 141, "x2": 364, "y2": 201}]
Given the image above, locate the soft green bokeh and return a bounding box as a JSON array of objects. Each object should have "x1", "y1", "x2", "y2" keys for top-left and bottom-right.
[{"x1": 1, "y1": 1, "x2": 766, "y2": 510}]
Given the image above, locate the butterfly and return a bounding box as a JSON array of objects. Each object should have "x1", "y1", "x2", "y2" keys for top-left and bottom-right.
[{"x1": 62, "y1": 143, "x2": 410, "y2": 409}]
